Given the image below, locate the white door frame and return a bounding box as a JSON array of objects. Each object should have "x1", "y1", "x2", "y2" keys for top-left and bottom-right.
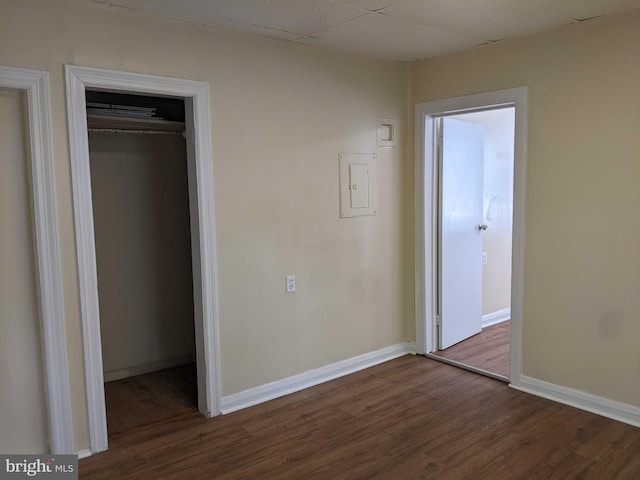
[
  {"x1": 0, "y1": 66, "x2": 74, "y2": 453},
  {"x1": 65, "y1": 65, "x2": 222, "y2": 453},
  {"x1": 415, "y1": 87, "x2": 528, "y2": 385}
]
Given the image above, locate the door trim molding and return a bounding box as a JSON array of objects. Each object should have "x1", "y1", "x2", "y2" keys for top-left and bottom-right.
[
  {"x1": 414, "y1": 87, "x2": 528, "y2": 386},
  {"x1": 65, "y1": 65, "x2": 222, "y2": 453},
  {"x1": 0, "y1": 66, "x2": 74, "y2": 453}
]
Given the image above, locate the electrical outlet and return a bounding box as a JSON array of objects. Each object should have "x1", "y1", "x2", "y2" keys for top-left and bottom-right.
[
  {"x1": 286, "y1": 275, "x2": 296, "y2": 293},
  {"x1": 482, "y1": 252, "x2": 488, "y2": 266}
]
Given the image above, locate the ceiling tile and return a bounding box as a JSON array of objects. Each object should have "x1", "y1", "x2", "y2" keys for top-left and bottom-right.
[
  {"x1": 299, "y1": 12, "x2": 481, "y2": 61},
  {"x1": 109, "y1": 0, "x2": 368, "y2": 35},
  {"x1": 327, "y1": 0, "x2": 407, "y2": 12},
  {"x1": 109, "y1": 0, "x2": 303, "y2": 39},
  {"x1": 532, "y1": 0, "x2": 640, "y2": 20},
  {"x1": 226, "y1": 22, "x2": 303, "y2": 41},
  {"x1": 380, "y1": 0, "x2": 574, "y2": 41}
]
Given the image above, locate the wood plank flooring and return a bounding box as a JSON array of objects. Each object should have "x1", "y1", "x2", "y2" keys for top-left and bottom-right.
[
  {"x1": 104, "y1": 363, "x2": 197, "y2": 436},
  {"x1": 81, "y1": 355, "x2": 640, "y2": 479},
  {"x1": 434, "y1": 320, "x2": 510, "y2": 377}
]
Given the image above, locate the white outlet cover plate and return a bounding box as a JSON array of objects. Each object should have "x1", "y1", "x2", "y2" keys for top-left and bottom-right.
[{"x1": 286, "y1": 275, "x2": 296, "y2": 292}]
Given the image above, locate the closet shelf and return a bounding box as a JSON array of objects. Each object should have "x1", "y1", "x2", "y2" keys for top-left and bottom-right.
[{"x1": 86, "y1": 113, "x2": 185, "y2": 132}]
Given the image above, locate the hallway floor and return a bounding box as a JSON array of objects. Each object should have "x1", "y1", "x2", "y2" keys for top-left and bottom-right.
[{"x1": 433, "y1": 320, "x2": 510, "y2": 377}]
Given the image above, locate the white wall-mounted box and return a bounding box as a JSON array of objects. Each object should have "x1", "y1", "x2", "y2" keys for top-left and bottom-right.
[
  {"x1": 339, "y1": 153, "x2": 377, "y2": 218},
  {"x1": 377, "y1": 118, "x2": 398, "y2": 147}
]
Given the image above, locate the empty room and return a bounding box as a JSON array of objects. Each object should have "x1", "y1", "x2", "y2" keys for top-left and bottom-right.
[{"x1": 1, "y1": 0, "x2": 639, "y2": 478}]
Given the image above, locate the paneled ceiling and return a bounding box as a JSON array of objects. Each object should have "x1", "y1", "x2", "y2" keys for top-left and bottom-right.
[{"x1": 92, "y1": 0, "x2": 640, "y2": 61}]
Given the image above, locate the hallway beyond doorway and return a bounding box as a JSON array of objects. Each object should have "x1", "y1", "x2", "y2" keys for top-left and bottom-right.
[{"x1": 433, "y1": 321, "x2": 510, "y2": 378}]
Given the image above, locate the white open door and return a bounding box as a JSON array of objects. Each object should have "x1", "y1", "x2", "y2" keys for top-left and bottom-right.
[{"x1": 439, "y1": 117, "x2": 485, "y2": 349}]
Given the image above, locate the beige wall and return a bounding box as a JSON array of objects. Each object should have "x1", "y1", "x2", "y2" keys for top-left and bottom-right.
[
  {"x1": 450, "y1": 108, "x2": 514, "y2": 316},
  {"x1": 89, "y1": 133, "x2": 195, "y2": 379},
  {"x1": 0, "y1": 88, "x2": 48, "y2": 453},
  {"x1": 0, "y1": 0, "x2": 409, "y2": 451},
  {"x1": 413, "y1": 11, "x2": 640, "y2": 406}
]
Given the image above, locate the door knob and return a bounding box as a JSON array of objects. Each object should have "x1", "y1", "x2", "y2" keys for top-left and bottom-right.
[{"x1": 478, "y1": 224, "x2": 488, "y2": 231}]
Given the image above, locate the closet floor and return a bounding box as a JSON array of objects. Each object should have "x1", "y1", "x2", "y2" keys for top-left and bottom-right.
[{"x1": 105, "y1": 363, "x2": 198, "y2": 436}]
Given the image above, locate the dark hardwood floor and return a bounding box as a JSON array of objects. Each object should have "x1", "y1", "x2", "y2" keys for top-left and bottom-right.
[
  {"x1": 81, "y1": 355, "x2": 640, "y2": 479},
  {"x1": 434, "y1": 320, "x2": 510, "y2": 377},
  {"x1": 104, "y1": 363, "x2": 197, "y2": 436}
]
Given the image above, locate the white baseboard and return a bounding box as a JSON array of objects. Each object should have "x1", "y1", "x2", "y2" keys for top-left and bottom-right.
[
  {"x1": 482, "y1": 308, "x2": 511, "y2": 328},
  {"x1": 510, "y1": 376, "x2": 640, "y2": 428},
  {"x1": 103, "y1": 354, "x2": 194, "y2": 382},
  {"x1": 221, "y1": 342, "x2": 415, "y2": 414},
  {"x1": 77, "y1": 449, "x2": 92, "y2": 459}
]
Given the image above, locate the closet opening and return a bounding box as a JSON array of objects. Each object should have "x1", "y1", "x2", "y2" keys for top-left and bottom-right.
[{"x1": 86, "y1": 90, "x2": 198, "y2": 436}]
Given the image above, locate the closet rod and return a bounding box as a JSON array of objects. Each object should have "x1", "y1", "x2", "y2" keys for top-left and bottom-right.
[{"x1": 87, "y1": 128, "x2": 184, "y2": 136}]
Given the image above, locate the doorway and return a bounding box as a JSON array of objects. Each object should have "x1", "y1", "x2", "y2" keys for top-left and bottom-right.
[
  {"x1": 414, "y1": 87, "x2": 528, "y2": 386},
  {"x1": 65, "y1": 65, "x2": 221, "y2": 454},
  {"x1": 0, "y1": 67, "x2": 73, "y2": 454},
  {"x1": 432, "y1": 108, "x2": 514, "y2": 379},
  {"x1": 86, "y1": 90, "x2": 198, "y2": 436}
]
